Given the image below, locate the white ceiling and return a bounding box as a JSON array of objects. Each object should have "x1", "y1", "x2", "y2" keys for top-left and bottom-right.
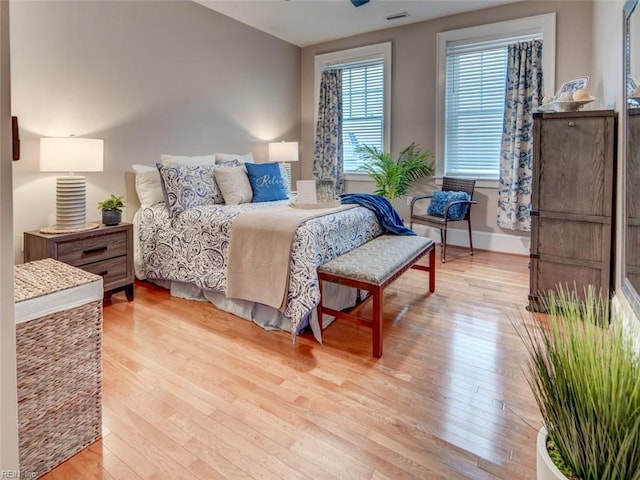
[{"x1": 195, "y1": 0, "x2": 524, "y2": 47}]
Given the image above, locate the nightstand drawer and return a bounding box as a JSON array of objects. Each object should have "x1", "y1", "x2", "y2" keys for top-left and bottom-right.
[
  {"x1": 24, "y1": 223, "x2": 134, "y2": 301},
  {"x1": 57, "y1": 231, "x2": 127, "y2": 266},
  {"x1": 80, "y1": 256, "x2": 128, "y2": 289}
]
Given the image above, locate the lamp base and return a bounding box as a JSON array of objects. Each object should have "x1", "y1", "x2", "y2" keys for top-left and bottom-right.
[
  {"x1": 54, "y1": 175, "x2": 87, "y2": 229},
  {"x1": 280, "y1": 162, "x2": 293, "y2": 192},
  {"x1": 40, "y1": 222, "x2": 100, "y2": 235}
]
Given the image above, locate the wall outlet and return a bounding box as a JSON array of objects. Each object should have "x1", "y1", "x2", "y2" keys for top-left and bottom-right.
[{"x1": 406, "y1": 196, "x2": 412, "y2": 206}]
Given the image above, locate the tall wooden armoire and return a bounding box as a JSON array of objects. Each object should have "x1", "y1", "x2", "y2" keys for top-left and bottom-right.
[{"x1": 529, "y1": 110, "x2": 617, "y2": 310}]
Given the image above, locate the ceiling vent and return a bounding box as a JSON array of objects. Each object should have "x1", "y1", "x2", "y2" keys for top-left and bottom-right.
[{"x1": 386, "y1": 11, "x2": 409, "y2": 21}]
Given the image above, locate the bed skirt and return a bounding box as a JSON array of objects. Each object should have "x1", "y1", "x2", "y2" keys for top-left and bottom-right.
[{"x1": 148, "y1": 278, "x2": 357, "y2": 343}]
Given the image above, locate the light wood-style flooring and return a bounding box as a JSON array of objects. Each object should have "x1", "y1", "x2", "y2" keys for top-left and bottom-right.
[{"x1": 41, "y1": 246, "x2": 541, "y2": 480}]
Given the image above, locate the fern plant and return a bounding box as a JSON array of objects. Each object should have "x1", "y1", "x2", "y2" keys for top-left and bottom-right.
[
  {"x1": 358, "y1": 142, "x2": 434, "y2": 200},
  {"x1": 516, "y1": 285, "x2": 640, "y2": 480}
]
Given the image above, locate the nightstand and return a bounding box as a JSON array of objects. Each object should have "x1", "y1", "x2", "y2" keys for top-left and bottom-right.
[{"x1": 24, "y1": 223, "x2": 134, "y2": 301}]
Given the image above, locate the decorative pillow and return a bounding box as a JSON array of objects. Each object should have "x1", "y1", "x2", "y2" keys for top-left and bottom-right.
[
  {"x1": 156, "y1": 163, "x2": 223, "y2": 217},
  {"x1": 160, "y1": 153, "x2": 216, "y2": 166},
  {"x1": 245, "y1": 162, "x2": 288, "y2": 203},
  {"x1": 132, "y1": 164, "x2": 164, "y2": 207},
  {"x1": 213, "y1": 166, "x2": 253, "y2": 205},
  {"x1": 427, "y1": 190, "x2": 471, "y2": 220},
  {"x1": 215, "y1": 152, "x2": 254, "y2": 164}
]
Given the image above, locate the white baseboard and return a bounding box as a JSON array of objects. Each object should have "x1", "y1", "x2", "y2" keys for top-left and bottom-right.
[{"x1": 411, "y1": 225, "x2": 531, "y2": 256}]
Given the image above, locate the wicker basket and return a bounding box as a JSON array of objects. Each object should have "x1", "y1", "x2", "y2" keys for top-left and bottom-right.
[{"x1": 14, "y1": 258, "x2": 103, "y2": 478}]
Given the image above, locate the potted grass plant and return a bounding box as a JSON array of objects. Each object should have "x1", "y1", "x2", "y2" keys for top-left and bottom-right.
[
  {"x1": 97, "y1": 194, "x2": 126, "y2": 226},
  {"x1": 515, "y1": 286, "x2": 640, "y2": 480},
  {"x1": 358, "y1": 142, "x2": 434, "y2": 201}
]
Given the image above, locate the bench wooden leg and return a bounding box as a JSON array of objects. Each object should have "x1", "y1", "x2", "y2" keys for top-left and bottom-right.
[
  {"x1": 372, "y1": 286, "x2": 383, "y2": 358},
  {"x1": 318, "y1": 239, "x2": 435, "y2": 358}
]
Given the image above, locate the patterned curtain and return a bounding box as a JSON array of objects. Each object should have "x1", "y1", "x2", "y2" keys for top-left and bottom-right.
[
  {"x1": 497, "y1": 40, "x2": 544, "y2": 231},
  {"x1": 313, "y1": 69, "x2": 344, "y2": 195}
]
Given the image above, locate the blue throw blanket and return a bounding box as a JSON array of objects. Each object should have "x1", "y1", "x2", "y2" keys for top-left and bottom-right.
[{"x1": 340, "y1": 193, "x2": 416, "y2": 236}]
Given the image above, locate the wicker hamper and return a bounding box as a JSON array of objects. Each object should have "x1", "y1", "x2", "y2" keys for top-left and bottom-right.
[{"x1": 14, "y1": 258, "x2": 103, "y2": 478}]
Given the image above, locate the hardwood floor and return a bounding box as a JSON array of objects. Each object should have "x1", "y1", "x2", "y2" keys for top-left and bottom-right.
[{"x1": 41, "y1": 246, "x2": 542, "y2": 480}]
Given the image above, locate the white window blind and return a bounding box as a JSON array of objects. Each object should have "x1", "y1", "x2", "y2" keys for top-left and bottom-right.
[
  {"x1": 336, "y1": 60, "x2": 385, "y2": 173},
  {"x1": 444, "y1": 34, "x2": 541, "y2": 179},
  {"x1": 445, "y1": 44, "x2": 507, "y2": 179}
]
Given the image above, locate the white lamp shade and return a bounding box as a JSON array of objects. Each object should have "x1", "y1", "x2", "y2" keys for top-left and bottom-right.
[
  {"x1": 40, "y1": 137, "x2": 104, "y2": 172},
  {"x1": 268, "y1": 141, "x2": 299, "y2": 163}
]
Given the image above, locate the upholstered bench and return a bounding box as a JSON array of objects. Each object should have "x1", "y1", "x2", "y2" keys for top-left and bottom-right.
[{"x1": 317, "y1": 234, "x2": 436, "y2": 358}]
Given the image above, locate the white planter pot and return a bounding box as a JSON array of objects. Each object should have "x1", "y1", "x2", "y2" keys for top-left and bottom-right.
[{"x1": 537, "y1": 426, "x2": 567, "y2": 480}]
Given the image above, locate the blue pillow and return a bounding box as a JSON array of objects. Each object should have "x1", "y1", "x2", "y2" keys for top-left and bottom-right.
[
  {"x1": 427, "y1": 190, "x2": 471, "y2": 220},
  {"x1": 245, "y1": 162, "x2": 288, "y2": 202}
]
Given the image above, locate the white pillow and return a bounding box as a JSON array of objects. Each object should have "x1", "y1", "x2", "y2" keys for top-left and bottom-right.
[
  {"x1": 132, "y1": 164, "x2": 164, "y2": 207},
  {"x1": 160, "y1": 153, "x2": 216, "y2": 166},
  {"x1": 213, "y1": 166, "x2": 253, "y2": 205},
  {"x1": 215, "y1": 152, "x2": 254, "y2": 164}
]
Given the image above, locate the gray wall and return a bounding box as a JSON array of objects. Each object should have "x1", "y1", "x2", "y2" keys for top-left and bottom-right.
[
  {"x1": 301, "y1": 0, "x2": 593, "y2": 252},
  {"x1": 10, "y1": 0, "x2": 301, "y2": 262}
]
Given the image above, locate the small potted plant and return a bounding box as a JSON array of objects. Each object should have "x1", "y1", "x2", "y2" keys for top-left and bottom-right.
[
  {"x1": 97, "y1": 194, "x2": 125, "y2": 226},
  {"x1": 515, "y1": 286, "x2": 640, "y2": 480},
  {"x1": 358, "y1": 142, "x2": 434, "y2": 201}
]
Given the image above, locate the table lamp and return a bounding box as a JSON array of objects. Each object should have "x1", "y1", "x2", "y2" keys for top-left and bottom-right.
[
  {"x1": 40, "y1": 137, "x2": 104, "y2": 232},
  {"x1": 268, "y1": 141, "x2": 298, "y2": 192}
]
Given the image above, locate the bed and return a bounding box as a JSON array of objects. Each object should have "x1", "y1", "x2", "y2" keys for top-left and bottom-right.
[{"x1": 133, "y1": 191, "x2": 383, "y2": 342}]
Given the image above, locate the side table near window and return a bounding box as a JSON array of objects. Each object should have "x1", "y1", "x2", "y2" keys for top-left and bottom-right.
[{"x1": 24, "y1": 222, "x2": 134, "y2": 301}]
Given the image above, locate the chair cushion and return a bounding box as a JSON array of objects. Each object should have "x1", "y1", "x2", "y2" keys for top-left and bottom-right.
[{"x1": 427, "y1": 190, "x2": 471, "y2": 220}]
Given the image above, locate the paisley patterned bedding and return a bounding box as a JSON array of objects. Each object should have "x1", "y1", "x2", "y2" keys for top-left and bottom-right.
[{"x1": 135, "y1": 200, "x2": 382, "y2": 338}]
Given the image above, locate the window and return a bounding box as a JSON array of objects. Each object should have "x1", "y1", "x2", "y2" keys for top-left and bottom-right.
[
  {"x1": 315, "y1": 43, "x2": 391, "y2": 175},
  {"x1": 341, "y1": 61, "x2": 384, "y2": 172},
  {"x1": 445, "y1": 38, "x2": 532, "y2": 179},
  {"x1": 436, "y1": 14, "x2": 556, "y2": 185}
]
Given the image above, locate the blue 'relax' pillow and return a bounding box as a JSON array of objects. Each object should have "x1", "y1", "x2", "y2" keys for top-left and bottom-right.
[
  {"x1": 245, "y1": 162, "x2": 288, "y2": 202},
  {"x1": 427, "y1": 190, "x2": 471, "y2": 220}
]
